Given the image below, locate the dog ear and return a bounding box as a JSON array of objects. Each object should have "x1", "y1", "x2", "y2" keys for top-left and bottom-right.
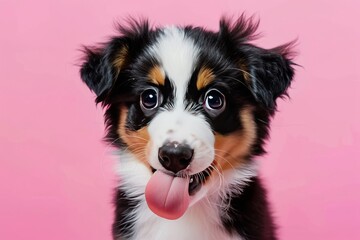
[
  {"x1": 240, "y1": 43, "x2": 296, "y2": 110},
  {"x1": 80, "y1": 18, "x2": 151, "y2": 104},
  {"x1": 80, "y1": 38, "x2": 129, "y2": 103},
  {"x1": 219, "y1": 15, "x2": 296, "y2": 110}
]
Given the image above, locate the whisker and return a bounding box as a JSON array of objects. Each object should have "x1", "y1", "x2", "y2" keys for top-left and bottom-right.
[
  {"x1": 123, "y1": 134, "x2": 148, "y2": 142},
  {"x1": 214, "y1": 151, "x2": 237, "y2": 171}
]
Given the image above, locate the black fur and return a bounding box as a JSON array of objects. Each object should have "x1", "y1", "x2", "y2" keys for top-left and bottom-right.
[
  {"x1": 112, "y1": 189, "x2": 139, "y2": 239},
  {"x1": 222, "y1": 177, "x2": 277, "y2": 240}
]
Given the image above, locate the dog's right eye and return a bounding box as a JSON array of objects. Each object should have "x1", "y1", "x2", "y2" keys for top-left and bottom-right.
[{"x1": 140, "y1": 88, "x2": 162, "y2": 115}]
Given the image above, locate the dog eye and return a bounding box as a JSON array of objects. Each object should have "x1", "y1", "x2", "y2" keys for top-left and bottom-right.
[
  {"x1": 204, "y1": 89, "x2": 226, "y2": 116},
  {"x1": 140, "y1": 88, "x2": 162, "y2": 115}
]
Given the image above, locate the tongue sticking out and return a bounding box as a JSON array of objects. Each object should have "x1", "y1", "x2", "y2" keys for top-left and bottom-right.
[{"x1": 145, "y1": 171, "x2": 190, "y2": 220}]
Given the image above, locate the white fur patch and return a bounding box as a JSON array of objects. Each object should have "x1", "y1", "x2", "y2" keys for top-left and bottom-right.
[
  {"x1": 149, "y1": 26, "x2": 199, "y2": 108},
  {"x1": 147, "y1": 109, "x2": 214, "y2": 174}
]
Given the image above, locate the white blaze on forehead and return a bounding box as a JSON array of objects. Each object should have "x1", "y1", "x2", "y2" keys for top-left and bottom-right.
[
  {"x1": 149, "y1": 27, "x2": 199, "y2": 107},
  {"x1": 147, "y1": 27, "x2": 213, "y2": 174}
]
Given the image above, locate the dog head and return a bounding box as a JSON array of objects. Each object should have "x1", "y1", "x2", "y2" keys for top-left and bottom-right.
[{"x1": 80, "y1": 16, "x2": 295, "y2": 219}]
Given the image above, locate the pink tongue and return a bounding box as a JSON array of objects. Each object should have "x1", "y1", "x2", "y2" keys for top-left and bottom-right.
[{"x1": 145, "y1": 171, "x2": 190, "y2": 220}]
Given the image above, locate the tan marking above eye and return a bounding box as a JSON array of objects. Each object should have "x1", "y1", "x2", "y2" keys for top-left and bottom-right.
[
  {"x1": 213, "y1": 107, "x2": 257, "y2": 172},
  {"x1": 117, "y1": 106, "x2": 151, "y2": 167},
  {"x1": 196, "y1": 67, "x2": 215, "y2": 90},
  {"x1": 148, "y1": 66, "x2": 165, "y2": 86}
]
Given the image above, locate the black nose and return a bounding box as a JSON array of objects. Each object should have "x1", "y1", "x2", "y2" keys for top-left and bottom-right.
[{"x1": 158, "y1": 142, "x2": 194, "y2": 173}]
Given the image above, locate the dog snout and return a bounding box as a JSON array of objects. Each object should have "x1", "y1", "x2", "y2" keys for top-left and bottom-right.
[{"x1": 158, "y1": 142, "x2": 194, "y2": 173}]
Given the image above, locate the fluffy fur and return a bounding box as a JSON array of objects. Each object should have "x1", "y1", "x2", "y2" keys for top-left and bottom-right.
[{"x1": 80, "y1": 15, "x2": 295, "y2": 240}]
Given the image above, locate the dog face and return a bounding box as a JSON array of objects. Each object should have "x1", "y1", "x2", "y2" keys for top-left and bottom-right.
[{"x1": 80, "y1": 16, "x2": 295, "y2": 219}]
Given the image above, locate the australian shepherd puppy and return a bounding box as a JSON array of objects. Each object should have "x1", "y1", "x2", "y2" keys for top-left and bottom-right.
[{"x1": 80, "y1": 15, "x2": 295, "y2": 240}]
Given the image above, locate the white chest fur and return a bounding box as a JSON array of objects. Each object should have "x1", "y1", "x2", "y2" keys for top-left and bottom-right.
[
  {"x1": 115, "y1": 152, "x2": 255, "y2": 240},
  {"x1": 130, "y1": 198, "x2": 242, "y2": 240}
]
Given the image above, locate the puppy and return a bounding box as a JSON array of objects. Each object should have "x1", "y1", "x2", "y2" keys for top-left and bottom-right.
[{"x1": 80, "y1": 15, "x2": 295, "y2": 240}]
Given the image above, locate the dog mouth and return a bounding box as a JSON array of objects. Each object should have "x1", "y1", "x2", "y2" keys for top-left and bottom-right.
[
  {"x1": 151, "y1": 167, "x2": 212, "y2": 196},
  {"x1": 188, "y1": 168, "x2": 212, "y2": 195},
  {"x1": 146, "y1": 166, "x2": 213, "y2": 220}
]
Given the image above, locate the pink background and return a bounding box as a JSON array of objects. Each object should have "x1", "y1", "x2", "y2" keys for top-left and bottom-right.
[{"x1": 1, "y1": 0, "x2": 359, "y2": 239}]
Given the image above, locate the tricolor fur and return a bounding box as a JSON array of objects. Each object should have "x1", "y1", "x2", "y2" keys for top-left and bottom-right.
[{"x1": 80, "y1": 15, "x2": 295, "y2": 240}]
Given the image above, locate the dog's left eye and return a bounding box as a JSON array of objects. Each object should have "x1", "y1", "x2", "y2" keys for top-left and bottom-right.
[
  {"x1": 203, "y1": 89, "x2": 226, "y2": 117},
  {"x1": 140, "y1": 88, "x2": 162, "y2": 115}
]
